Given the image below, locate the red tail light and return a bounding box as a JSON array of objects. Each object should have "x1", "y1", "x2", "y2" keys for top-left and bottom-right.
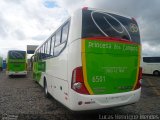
[
  {"x1": 134, "y1": 67, "x2": 142, "y2": 90},
  {"x1": 82, "y1": 7, "x2": 88, "y2": 10},
  {"x1": 71, "y1": 67, "x2": 89, "y2": 95},
  {"x1": 132, "y1": 17, "x2": 136, "y2": 22}
]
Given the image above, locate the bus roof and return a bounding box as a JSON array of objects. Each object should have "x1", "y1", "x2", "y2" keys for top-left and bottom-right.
[
  {"x1": 83, "y1": 7, "x2": 132, "y2": 19},
  {"x1": 8, "y1": 50, "x2": 26, "y2": 52}
]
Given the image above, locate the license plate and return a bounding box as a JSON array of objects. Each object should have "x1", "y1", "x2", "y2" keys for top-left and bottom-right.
[{"x1": 106, "y1": 96, "x2": 122, "y2": 103}]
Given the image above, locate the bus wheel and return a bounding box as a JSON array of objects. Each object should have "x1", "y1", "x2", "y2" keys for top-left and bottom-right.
[
  {"x1": 9, "y1": 75, "x2": 12, "y2": 78},
  {"x1": 44, "y1": 80, "x2": 50, "y2": 98},
  {"x1": 153, "y1": 70, "x2": 160, "y2": 76}
]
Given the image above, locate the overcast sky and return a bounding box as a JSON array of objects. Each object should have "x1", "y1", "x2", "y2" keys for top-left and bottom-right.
[{"x1": 0, "y1": 0, "x2": 160, "y2": 58}]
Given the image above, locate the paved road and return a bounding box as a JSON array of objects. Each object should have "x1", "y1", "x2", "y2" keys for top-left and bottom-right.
[{"x1": 0, "y1": 71, "x2": 160, "y2": 120}]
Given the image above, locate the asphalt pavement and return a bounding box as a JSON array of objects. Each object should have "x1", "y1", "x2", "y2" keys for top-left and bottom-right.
[{"x1": 0, "y1": 71, "x2": 160, "y2": 120}]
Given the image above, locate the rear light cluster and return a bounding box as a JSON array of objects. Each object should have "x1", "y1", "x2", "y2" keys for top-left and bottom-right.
[
  {"x1": 131, "y1": 17, "x2": 136, "y2": 22},
  {"x1": 82, "y1": 7, "x2": 88, "y2": 10},
  {"x1": 71, "y1": 67, "x2": 89, "y2": 95},
  {"x1": 134, "y1": 67, "x2": 142, "y2": 90}
]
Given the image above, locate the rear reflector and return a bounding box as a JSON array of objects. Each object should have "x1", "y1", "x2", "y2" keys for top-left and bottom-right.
[{"x1": 71, "y1": 67, "x2": 89, "y2": 95}]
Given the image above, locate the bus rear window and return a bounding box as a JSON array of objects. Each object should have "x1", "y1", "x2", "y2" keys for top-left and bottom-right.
[
  {"x1": 8, "y1": 51, "x2": 26, "y2": 59},
  {"x1": 82, "y1": 10, "x2": 140, "y2": 44}
]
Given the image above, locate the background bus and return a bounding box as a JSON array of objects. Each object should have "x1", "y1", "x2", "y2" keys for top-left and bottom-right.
[
  {"x1": 0, "y1": 56, "x2": 2, "y2": 71},
  {"x1": 33, "y1": 7, "x2": 141, "y2": 111},
  {"x1": 3, "y1": 60, "x2": 7, "y2": 70},
  {"x1": 142, "y1": 57, "x2": 160, "y2": 76},
  {"x1": 6, "y1": 50, "x2": 27, "y2": 76}
]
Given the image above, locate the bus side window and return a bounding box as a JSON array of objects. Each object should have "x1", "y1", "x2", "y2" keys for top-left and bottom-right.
[
  {"x1": 40, "y1": 46, "x2": 43, "y2": 60},
  {"x1": 61, "y1": 22, "x2": 69, "y2": 43},
  {"x1": 47, "y1": 39, "x2": 51, "y2": 57},
  {"x1": 39, "y1": 49, "x2": 41, "y2": 60},
  {"x1": 51, "y1": 35, "x2": 55, "y2": 56},
  {"x1": 143, "y1": 57, "x2": 160, "y2": 63},
  {"x1": 45, "y1": 42, "x2": 48, "y2": 59},
  {"x1": 55, "y1": 29, "x2": 61, "y2": 46},
  {"x1": 43, "y1": 45, "x2": 45, "y2": 59},
  {"x1": 54, "y1": 22, "x2": 69, "y2": 56},
  {"x1": 54, "y1": 43, "x2": 66, "y2": 56},
  {"x1": 37, "y1": 50, "x2": 40, "y2": 61},
  {"x1": 41, "y1": 45, "x2": 44, "y2": 59},
  {"x1": 35, "y1": 52, "x2": 38, "y2": 62}
]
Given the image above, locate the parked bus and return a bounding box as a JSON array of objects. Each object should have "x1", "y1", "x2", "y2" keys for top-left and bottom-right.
[
  {"x1": 142, "y1": 57, "x2": 160, "y2": 76},
  {"x1": 0, "y1": 56, "x2": 2, "y2": 71},
  {"x1": 3, "y1": 60, "x2": 6, "y2": 70},
  {"x1": 6, "y1": 50, "x2": 27, "y2": 76},
  {"x1": 33, "y1": 8, "x2": 142, "y2": 111}
]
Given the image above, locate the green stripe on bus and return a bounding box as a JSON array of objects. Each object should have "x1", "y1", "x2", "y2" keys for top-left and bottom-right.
[{"x1": 33, "y1": 61, "x2": 46, "y2": 82}]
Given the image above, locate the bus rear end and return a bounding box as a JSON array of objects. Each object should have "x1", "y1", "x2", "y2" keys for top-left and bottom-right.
[
  {"x1": 7, "y1": 50, "x2": 27, "y2": 76},
  {"x1": 70, "y1": 8, "x2": 141, "y2": 111}
]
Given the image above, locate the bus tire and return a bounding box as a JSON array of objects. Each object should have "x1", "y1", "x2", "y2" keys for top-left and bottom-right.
[
  {"x1": 44, "y1": 79, "x2": 50, "y2": 98},
  {"x1": 9, "y1": 75, "x2": 12, "y2": 78},
  {"x1": 153, "y1": 70, "x2": 160, "y2": 76},
  {"x1": 23, "y1": 75, "x2": 27, "y2": 78}
]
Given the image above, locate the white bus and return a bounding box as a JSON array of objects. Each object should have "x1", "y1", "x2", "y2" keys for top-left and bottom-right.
[
  {"x1": 33, "y1": 7, "x2": 142, "y2": 111},
  {"x1": 142, "y1": 57, "x2": 160, "y2": 76}
]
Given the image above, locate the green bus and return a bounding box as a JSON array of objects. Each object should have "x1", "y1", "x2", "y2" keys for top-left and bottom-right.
[
  {"x1": 6, "y1": 50, "x2": 27, "y2": 76},
  {"x1": 0, "y1": 56, "x2": 2, "y2": 71}
]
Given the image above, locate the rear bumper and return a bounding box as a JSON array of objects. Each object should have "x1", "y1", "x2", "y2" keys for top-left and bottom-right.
[
  {"x1": 69, "y1": 88, "x2": 141, "y2": 111},
  {"x1": 7, "y1": 71, "x2": 27, "y2": 75}
]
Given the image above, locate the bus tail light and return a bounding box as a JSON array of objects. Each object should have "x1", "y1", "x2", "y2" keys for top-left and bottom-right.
[
  {"x1": 82, "y1": 7, "x2": 88, "y2": 10},
  {"x1": 134, "y1": 67, "x2": 142, "y2": 90},
  {"x1": 71, "y1": 67, "x2": 89, "y2": 95},
  {"x1": 132, "y1": 17, "x2": 136, "y2": 22}
]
